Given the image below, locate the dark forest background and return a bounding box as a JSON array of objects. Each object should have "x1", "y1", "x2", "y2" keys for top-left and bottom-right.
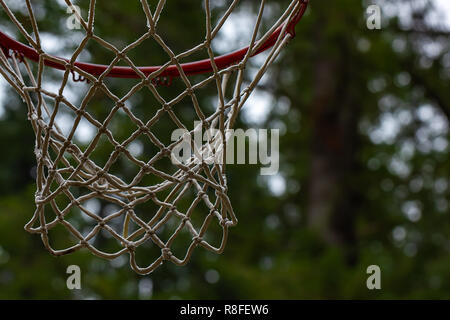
[{"x1": 0, "y1": 0, "x2": 449, "y2": 299}]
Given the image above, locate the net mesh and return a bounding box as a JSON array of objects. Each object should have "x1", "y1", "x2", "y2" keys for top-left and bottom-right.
[{"x1": 0, "y1": 0, "x2": 306, "y2": 274}]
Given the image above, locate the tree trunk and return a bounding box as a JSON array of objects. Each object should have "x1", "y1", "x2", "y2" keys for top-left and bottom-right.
[{"x1": 306, "y1": 31, "x2": 361, "y2": 265}]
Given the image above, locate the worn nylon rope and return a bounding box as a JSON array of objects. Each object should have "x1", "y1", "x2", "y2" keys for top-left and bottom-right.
[{"x1": 0, "y1": 0, "x2": 303, "y2": 274}]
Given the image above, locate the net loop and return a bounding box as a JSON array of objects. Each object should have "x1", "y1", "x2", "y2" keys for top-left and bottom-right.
[{"x1": 71, "y1": 70, "x2": 89, "y2": 83}]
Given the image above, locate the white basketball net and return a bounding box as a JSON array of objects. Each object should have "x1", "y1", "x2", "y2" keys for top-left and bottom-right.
[{"x1": 0, "y1": 0, "x2": 306, "y2": 274}]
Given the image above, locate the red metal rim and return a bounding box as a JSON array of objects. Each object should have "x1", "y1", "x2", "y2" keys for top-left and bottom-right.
[{"x1": 0, "y1": 1, "x2": 308, "y2": 79}]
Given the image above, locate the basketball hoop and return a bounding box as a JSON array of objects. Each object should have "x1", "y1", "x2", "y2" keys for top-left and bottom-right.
[{"x1": 0, "y1": 0, "x2": 308, "y2": 274}]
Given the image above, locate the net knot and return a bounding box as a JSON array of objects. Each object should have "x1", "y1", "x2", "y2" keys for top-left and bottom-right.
[
  {"x1": 192, "y1": 236, "x2": 203, "y2": 244},
  {"x1": 197, "y1": 191, "x2": 207, "y2": 198},
  {"x1": 80, "y1": 240, "x2": 88, "y2": 247},
  {"x1": 34, "y1": 148, "x2": 43, "y2": 161},
  {"x1": 142, "y1": 164, "x2": 152, "y2": 173},
  {"x1": 98, "y1": 125, "x2": 108, "y2": 134},
  {"x1": 161, "y1": 248, "x2": 172, "y2": 260},
  {"x1": 182, "y1": 216, "x2": 190, "y2": 224},
  {"x1": 185, "y1": 87, "x2": 194, "y2": 96},
  {"x1": 35, "y1": 192, "x2": 44, "y2": 204},
  {"x1": 215, "y1": 186, "x2": 227, "y2": 197},
  {"x1": 126, "y1": 242, "x2": 136, "y2": 252},
  {"x1": 71, "y1": 198, "x2": 81, "y2": 207},
  {"x1": 237, "y1": 61, "x2": 246, "y2": 70},
  {"x1": 65, "y1": 144, "x2": 77, "y2": 153},
  {"x1": 116, "y1": 51, "x2": 126, "y2": 60},
  {"x1": 40, "y1": 226, "x2": 48, "y2": 235},
  {"x1": 162, "y1": 102, "x2": 172, "y2": 112},
  {"x1": 55, "y1": 94, "x2": 64, "y2": 104},
  {"x1": 202, "y1": 120, "x2": 211, "y2": 129},
  {"x1": 85, "y1": 29, "x2": 94, "y2": 38},
  {"x1": 141, "y1": 78, "x2": 152, "y2": 87},
  {"x1": 209, "y1": 208, "x2": 218, "y2": 216},
  {"x1": 36, "y1": 48, "x2": 45, "y2": 55},
  {"x1": 160, "y1": 147, "x2": 171, "y2": 157},
  {"x1": 116, "y1": 101, "x2": 125, "y2": 109},
  {"x1": 64, "y1": 62, "x2": 73, "y2": 70},
  {"x1": 186, "y1": 170, "x2": 196, "y2": 178},
  {"x1": 48, "y1": 169, "x2": 57, "y2": 178},
  {"x1": 93, "y1": 80, "x2": 104, "y2": 88},
  {"x1": 115, "y1": 144, "x2": 127, "y2": 154},
  {"x1": 96, "y1": 169, "x2": 106, "y2": 177},
  {"x1": 138, "y1": 126, "x2": 150, "y2": 135},
  {"x1": 63, "y1": 140, "x2": 72, "y2": 149},
  {"x1": 220, "y1": 218, "x2": 230, "y2": 227},
  {"x1": 80, "y1": 154, "x2": 89, "y2": 163}
]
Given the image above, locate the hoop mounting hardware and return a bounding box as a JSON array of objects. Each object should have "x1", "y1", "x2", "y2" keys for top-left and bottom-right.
[{"x1": 0, "y1": 0, "x2": 308, "y2": 81}]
